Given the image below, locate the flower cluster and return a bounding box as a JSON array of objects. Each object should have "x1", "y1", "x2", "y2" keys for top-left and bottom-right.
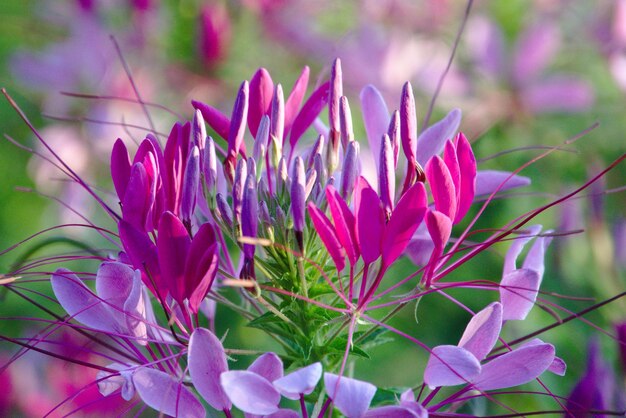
[{"x1": 3, "y1": 55, "x2": 624, "y2": 417}]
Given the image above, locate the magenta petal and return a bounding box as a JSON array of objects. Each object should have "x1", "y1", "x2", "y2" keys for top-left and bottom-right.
[
  {"x1": 289, "y1": 81, "x2": 330, "y2": 153},
  {"x1": 157, "y1": 212, "x2": 191, "y2": 304},
  {"x1": 500, "y1": 269, "x2": 541, "y2": 321},
  {"x1": 458, "y1": 302, "x2": 503, "y2": 361},
  {"x1": 355, "y1": 184, "x2": 385, "y2": 264},
  {"x1": 122, "y1": 163, "x2": 150, "y2": 231},
  {"x1": 119, "y1": 220, "x2": 161, "y2": 295},
  {"x1": 475, "y1": 170, "x2": 531, "y2": 196},
  {"x1": 307, "y1": 203, "x2": 346, "y2": 272},
  {"x1": 360, "y1": 84, "x2": 389, "y2": 166},
  {"x1": 133, "y1": 367, "x2": 205, "y2": 418},
  {"x1": 423, "y1": 345, "x2": 481, "y2": 389},
  {"x1": 473, "y1": 343, "x2": 555, "y2": 391},
  {"x1": 111, "y1": 138, "x2": 131, "y2": 200},
  {"x1": 284, "y1": 66, "x2": 310, "y2": 135},
  {"x1": 443, "y1": 140, "x2": 460, "y2": 205},
  {"x1": 227, "y1": 81, "x2": 250, "y2": 161},
  {"x1": 326, "y1": 185, "x2": 359, "y2": 266},
  {"x1": 181, "y1": 146, "x2": 200, "y2": 223},
  {"x1": 364, "y1": 406, "x2": 421, "y2": 418},
  {"x1": 248, "y1": 352, "x2": 284, "y2": 382},
  {"x1": 400, "y1": 82, "x2": 417, "y2": 161},
  {"x1": 324, "y1": 373, "x2": 376, "y2": 418},
  {"x1": 521, "y1": 77, "x2": 594, "y2": 113},
  {"x1": 415, "y1": 108, "x2": 462, "y2": 165},
  {"x1": 188, "y1": 328, "x2": 231, "y2": 411},
  {"x1": 186, "y1": 224, "x2": 219, "y2": 313},
  {"x1": 454, "y1": 133, "x2": 476, "y2": 223},
  {"x1": 382, "y1": 182, "x2": 427, "y2": 267},
  {"x1": 426, "y1": 156, "x2": 457, "y2": 220},
  {"x1": 273, "y1": 362, "x2": 322, "y2": 400},
  {"x1": 249, "y1": 68, "x2": 274, "y2": 137},
  {"x1": 51, "y1": 268, "x2": 117, "y2": 332},
  {"x1": 192, "y1": 100, "x2": 231, "y2": 141},
  {"x1": 221, "y1": 371, "x2": 281, "y2": 415}
]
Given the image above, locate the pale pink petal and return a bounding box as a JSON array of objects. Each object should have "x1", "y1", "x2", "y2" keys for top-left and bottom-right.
[
  {"x1": 324, "y1": 373, "x2": 376, "y2": 418},
  {"x1": 133, "y1": 367, "x2": 205, "y2": 418},
  {"x1": 475, "y1": 170, "x2": 531, "y2": 196},
  {"x1": 473, "y1": 343, "x2": 555, "y2": 391},
  {"x1": 248, "y1": 352, "x2": 283, "y2": 382},
  {"x1": 458, "y1": 302, "x2": 503, "y2": 361},
  {"x1": 521, "y1": 78, "x2": 594, "y2": 113},
  {"x1": 221, "y1": 371, "x2": 281, "y2": 415},
  {"x1": 188, "y1": 328, "x2": 231, "y2": 411},
  {"x1": 512, "y1": 22, "x2": 560, "y2": 85},
  {"x1": 273, "y1": 362, "x2": 322, "y2": 400},
  {"x1": 423, "y1": 345, "x2": 481, "y2": 389},
  {"x1": 416, "y1": 108, "x2": 462, "y2": 166},
  {"x1": 500, "y1": 268, "x2": 541, "y2": 321},
  {"x1": 360, "y1": 84, "x2": 389, "y2": 166}
]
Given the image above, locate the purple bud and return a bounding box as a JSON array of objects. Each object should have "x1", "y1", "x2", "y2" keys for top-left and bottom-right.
[
  {"x1": 216, "y1": 193, "x2": 233, "y2": 228},
  {"x1": 327, "y1": 58, "x2": 343, "y2": 174},
  {"x1": 226, "y1": 81, "x2": 249, "y2": 176},
  {"x1": 204, "y1": 136, "x2": 217, "y2": 193},
  {"x1": 339, "y1": 96, "x2": 354, "y2": 150},
  {"x1": 291, "y1": 157, "x2": 306, "y2": 233},
  {"x1": 271, "y1": 84, "x2": 285, "y2": 149},
  {"x1": 340, "y1": 141, "x2": 359, "y2": 201},
  {"x1": 277, "y1": 157, "x2": 289, "y2": 194},
  {"x1": 181, "y1": 146, "x2": 200, "y2": 225},
  {"x1": 233, "y1": 159, "x2": 248, "y2": 227},
  {"x1": 400, "y1": 82, "x2": 417, "y2": 162},
  {"x1": 379, "y1": 134, "x2": 395, "y2": 216},
  {"x1": 314, "y1": 152, "x2": 327, "y2": 189},
  {"x1": 259, "y1": 200, "x2": 271, "y2": 226},
  {"x1": 242, "y1": 159, "x2": 258, "y2": 259},
  {"x1": 192, "y1": 109, "x2": 207, "y2": 153},
  {"x1": 387, "y1": 110, "x2": 401, "y2": 168},
  {"x1": 254, "y1": 115, "x2": 270, "y2": 165},
  {"x1": 305, "y1": 168, "x2": 317, "y2": 201},
  {"x1": 307, "y1": 134, "x2": 325, "y2": 170}
]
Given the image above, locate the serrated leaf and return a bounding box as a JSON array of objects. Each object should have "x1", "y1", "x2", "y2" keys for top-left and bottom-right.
[{"x1": 325, "y1": 338, "x2": 370, "y2": 359}]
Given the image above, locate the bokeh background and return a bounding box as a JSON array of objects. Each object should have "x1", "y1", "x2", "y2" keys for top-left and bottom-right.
[{"x1": 0, "y1": 0, "x2": 624, "y2": 415}]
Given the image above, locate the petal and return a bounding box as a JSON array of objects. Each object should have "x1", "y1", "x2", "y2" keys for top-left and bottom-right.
[
  {"x1": 382, "y1": 182, "x2": 428, "y2": 267},
  {"x1": 503, "y1": 225, "x2": 543, "y2": 275},
  {"x1": 51, "y1": 268, "x2": 117, "y2": 332},
  {"x1": 122, "y1": 163, "x2": 150, "y2": 231},
  {"x1": 473, "y1": 343, "x2": 555, "y2": 391},
  {"x1": 475, "y1": 170, "x2": 531, "y2": 196},
  {"x1": 521, "y1": 339, "x2": 566, "y2": 376},
  {"x1": 248, "y1": 68, "x2": 274, "y2": 137},
  {"x1": 119, "y1": 220, "x2": 162, "y2": 296},
  {"x1": 289, "y1": 81, "x2": 330, "y2": 154},
  {"x1": 157, "y1": 212, "x2": 191, "y2": 304},
  {"x1": 360, "y1": 84, "x2": 389, "y2": 167},
  {"x1": 400, "y1": 82, "x2": 417, "y2": 161},
  {"x1": 454, "y1": 133, "x2": 476, "y2": 223},
  {"x1": 458, "y1": 302, "x2": 503, "y2": 361},
  {"x1": 192, "y1": 99, "x2": 231, "y2": 140},
  {"x1": 355, "y1": 180, "x2": 385, "y2": 265},
  {"x1": 500, "y1": 269, "x2": 541, "y2": 321},
  {"x1": 416, "y1": 108, "x2": 462, "y2": 166},
  {"x1": 133, "y1": 367, "x2": 205, "y2": 418},
  {"x1": 284, "y1": 66, "x2": 310, "y2": 135},
  {"x1": 248, "y1": 352, "x2": 284, "y2": 382},
  {"x1": 267, "y1": 410, "x2": 300, "y2": 418},
  {"x1": 111, "y1": 138, "x2": 131, "y2": 200},
  {"x1": 364, "y1": 406, "x2": 421, "y2": 418},
  {"x1": 326, "y1": 185, "x2": 359, "y2": 266},
  {"x1": 97, "y1": 363, "x2": 135, "y2": 401},
  {"x1": 273, "y1": 362, "x2": 322, "y2": 400},
  {"x1": 227, "y1": 81, "x2": 250, "y2": 161},
  {"x1": 123, "y1": 270, "x2": 148, "y2": 344},
  {"x1": 186, "y1": 224, "x2": 219, "y2": 313},
  {"x1": 307, "y1": 203, "x2": 346, "y2": 272},
  {"x1": 521, "y1": 77, "x2": 594, "y2": 113},
  {"x1": 220, "y1": 371, "x2": 281, "y2": 415},
  {"x1": 188, "y1": 328, "x2": 231, "y2": 411},
  {"x1": 425, "y1": 155, "x2": 457, "y2": 220},
  {"x1": 522, "y1": 232, "x2": 553, "y2": 278},
  {"x1": 442, "y1": 140, "x2": 460, "y2": 210},
  {"x1": 324, "y1": 373, "x2": 376, "y2": 418},
  {"x1": 423, "y1": 345, "x2": 481, "y2": 389}
]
